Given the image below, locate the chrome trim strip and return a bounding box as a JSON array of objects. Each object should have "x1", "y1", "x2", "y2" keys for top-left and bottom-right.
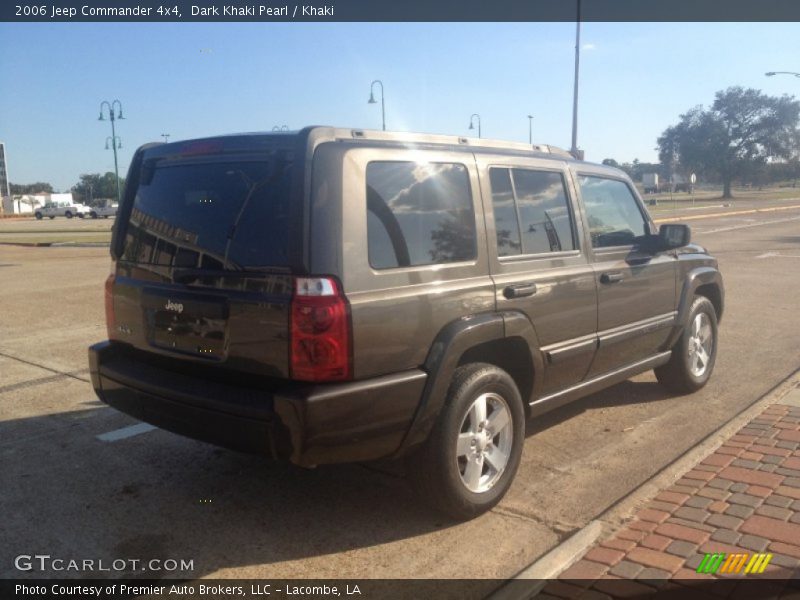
[{"x1": 529, "y1": 351, "x2": 672, "y2": 417}]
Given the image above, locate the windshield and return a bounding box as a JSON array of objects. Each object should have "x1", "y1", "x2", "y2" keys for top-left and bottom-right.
[{"x1": 120, "y1": 156, "x2": 293, "y2": 271}]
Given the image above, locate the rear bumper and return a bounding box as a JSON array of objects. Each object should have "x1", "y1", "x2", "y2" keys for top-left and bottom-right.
[{"x1": 89, "y1": 341, "x2": 426, "y2": 467}]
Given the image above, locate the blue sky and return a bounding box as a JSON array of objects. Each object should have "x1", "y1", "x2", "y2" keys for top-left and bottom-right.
[{"x1": 2, "y1": 21, "x2": 800, "y2": 190}]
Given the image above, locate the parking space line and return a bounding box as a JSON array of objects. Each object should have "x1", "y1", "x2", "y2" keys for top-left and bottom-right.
[
  {"x1": 96, "y1": 422, "x2": 157, "y2": 442},
  {"x1": 699, "y1": 215, "x2": 800, "y2": 234},
  {"x1": 653, "y1": 203, "x2": 800, "y2": 223}
]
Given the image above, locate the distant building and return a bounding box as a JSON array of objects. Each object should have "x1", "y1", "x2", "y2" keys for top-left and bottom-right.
[{"x1": 2, "y1": 192, "x2": 74, "y2": 215}]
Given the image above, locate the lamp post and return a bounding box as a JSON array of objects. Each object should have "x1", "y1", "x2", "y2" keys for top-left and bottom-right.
[
  {"x1": 571, "y1": 0, "x2": 581, "y2": 158},
  {"x1": 98, "y1": 100, "x2": 125, "y2": 205},
  {"x1": 272, "y1": 125, "x2": 289, "y2": 131},
  {"x1": 765, "y1": 71, "x2": 800, "y2": 78},
  {"x1": 469, "y1": 113, "x2": 481, "y2": 138},
  {"x1": 161, "y1": 133, "x2": 170, "y2": 142},
  {"x1": 528, "y1": 115, "x2": 534, "y2": 144},
  {"x1": 367, "y1": 80, "x2": 386, "y2": 131}
]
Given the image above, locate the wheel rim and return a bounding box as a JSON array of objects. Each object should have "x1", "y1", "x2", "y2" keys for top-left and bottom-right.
[
  {"x1": 456, "y1": 392, "x2": 513, "y2": 494},
  {"x1": 688, "y1": 312, "x2": 714, "y2": 377}
]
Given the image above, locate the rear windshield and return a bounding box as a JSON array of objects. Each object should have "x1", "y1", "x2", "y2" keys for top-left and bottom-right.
[{"x1": 121, "y1": 155, "x2": 293, "y2": 270}]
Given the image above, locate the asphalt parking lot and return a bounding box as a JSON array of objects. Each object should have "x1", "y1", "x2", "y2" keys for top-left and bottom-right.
[{"x1": 1, "y1": 203, "x2": 799, "y2": 584}]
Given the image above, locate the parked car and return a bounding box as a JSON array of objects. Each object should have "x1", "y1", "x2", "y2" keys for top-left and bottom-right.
[
  {"x1": 89, "y1": 127, "x2": 724, "y2": 519},
  {"x1": 35, "y1": 201, "x2": 90, "y2": 219},
  {"x1": 88, "y1": 204, "x2": 118, "y2": 219}
]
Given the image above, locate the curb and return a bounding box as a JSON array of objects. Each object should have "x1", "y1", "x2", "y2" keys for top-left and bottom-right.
[
  {"x1": 489, "y1": 521, "x2": 604, "y2": 600},
  {"x1": 489, "y1": 368, "x2": 800, "y2": 598}
]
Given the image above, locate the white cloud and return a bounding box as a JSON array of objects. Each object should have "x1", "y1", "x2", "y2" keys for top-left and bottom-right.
[{"x1": 582, "y1": 43, "x2": 596, "y2": 51}]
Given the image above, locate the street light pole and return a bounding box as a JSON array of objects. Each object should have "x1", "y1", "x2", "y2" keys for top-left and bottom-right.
[
  {"x1": 98, "y1": 100, "x2": 125, "y2": 206},
  {"x1": 161, "y1": 133, "x2": 170, "y2": 142},
  {"x1": 469, "y1": 113, "x2": 482, "y2": 138},
  {"x1": 571, "y1": 0, "x2": 581, "y2": 157},
  {"x1": 368, "y1": 80, "x2": 386, "y2": 131},
  {"x1": 528, "y1": 115, "x2": 534, "y2": 144}
]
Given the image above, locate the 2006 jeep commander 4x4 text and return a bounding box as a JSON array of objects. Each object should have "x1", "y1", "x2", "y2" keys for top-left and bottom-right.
[{"x1": 89, "y1": 127, "x2": 723, "y2": 519}]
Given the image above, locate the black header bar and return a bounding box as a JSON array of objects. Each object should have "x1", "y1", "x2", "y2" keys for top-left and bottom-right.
[{"x1": 4, "y1": 0, "x2": 800, "y2": 23}]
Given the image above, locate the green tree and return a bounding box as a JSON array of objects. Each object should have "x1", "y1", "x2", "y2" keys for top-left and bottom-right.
[
  {"x1": 72, "y1": 172, "x2": 125, "y2": 206},
  {"x1": 9, "y1": 182, "x2": 54, "y2": 194},
  {"x1": 657, "y1": 87, "x2": 800, "y2": 198}
]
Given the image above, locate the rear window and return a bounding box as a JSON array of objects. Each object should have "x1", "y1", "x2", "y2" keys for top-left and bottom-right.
[{"x1": 121, "y1": 156, "x2": 293, "y2": 270}]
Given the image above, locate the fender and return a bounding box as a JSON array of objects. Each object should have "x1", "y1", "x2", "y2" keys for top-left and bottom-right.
[
  {"x1": 661, "y1": 266, "x2": 724, "y2": 351},
  {"x1": 395, "y1": 310, "x2": 543, "y2": 455}
]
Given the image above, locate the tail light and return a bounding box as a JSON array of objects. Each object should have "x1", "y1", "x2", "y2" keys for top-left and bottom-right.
[
  {"x1": 290, "y1": 277, "x2": 352, "y2": 382},
  {"x1": 104, "y1": 273, "x2": 116, "y2": 339}
]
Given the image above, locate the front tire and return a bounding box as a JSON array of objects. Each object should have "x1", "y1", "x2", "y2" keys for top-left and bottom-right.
[
  {"x1": 35, "y1": 212, "x2": 43, "y2": 220},
  {"x1": 408, "y1": 363, "x2": 525, "y2": 520},
  {"x1": 65, "y1": 211, "x2": 73, "y2": 219},
  {"x1": 655, "y1": 296, "x2": 718, "y2": 394},
  {"x1": 90, "y1": 212, "x2": 98, "y2": 219}
]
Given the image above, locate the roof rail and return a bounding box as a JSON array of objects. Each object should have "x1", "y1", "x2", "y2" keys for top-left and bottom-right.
[{"x1": 316, "y1": 127, "x2": 577, "y2": 159}]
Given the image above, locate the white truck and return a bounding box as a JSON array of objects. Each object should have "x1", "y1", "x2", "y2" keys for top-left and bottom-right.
[
  {"x1": 642, "y1": 173, "x2": 672, "y2": 194},
  {"x1": 88, "y1": 204, "x2": 118, "y2": 219},
  {"x1": 34, "y1": 201, "x2": 91, "y2": 219}
]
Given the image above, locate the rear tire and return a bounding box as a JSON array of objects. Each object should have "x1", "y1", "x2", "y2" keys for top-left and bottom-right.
[
  {"x1": 35, "y1": 212, "x2": 43, "y2": 220},
  {"x1": 655, "y1": 296, "x2": 718, "y2": 394},
  {"x1": 65, "y1": 211, "x2": 73, "y2": 219},
  {"x1": 90, "y1": 212, "x2": 98, "y2": 219},
  {"x1": 407, "y1": 363, "x2": 525, "y2": 520}
]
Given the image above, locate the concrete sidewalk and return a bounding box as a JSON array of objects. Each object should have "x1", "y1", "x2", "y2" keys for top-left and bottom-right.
[{"x1": 543, "y1": 387, "x2": 800, "y2": 598}]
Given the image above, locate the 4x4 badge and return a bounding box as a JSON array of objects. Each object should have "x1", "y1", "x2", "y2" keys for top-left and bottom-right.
[{"x1": 164, "y1": 299, "x2": 184, "y2": 314}]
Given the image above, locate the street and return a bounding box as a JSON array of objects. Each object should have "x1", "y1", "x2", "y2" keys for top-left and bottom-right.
[{"x1": 1, "y1": 204, "x2": 799, "y2": 583}]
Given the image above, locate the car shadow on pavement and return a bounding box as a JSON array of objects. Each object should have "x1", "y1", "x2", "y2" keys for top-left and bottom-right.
[
  {"x1": 0, "y1": 405, "x2": 468, "y2": 580},
  {"x1": 3, "y1": 379, "x2": 677, "y2": 580}
]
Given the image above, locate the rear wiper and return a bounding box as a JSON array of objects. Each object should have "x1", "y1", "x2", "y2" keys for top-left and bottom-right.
[{"x1": 172, "y1": 267, "x2": 288, "y2": 282}]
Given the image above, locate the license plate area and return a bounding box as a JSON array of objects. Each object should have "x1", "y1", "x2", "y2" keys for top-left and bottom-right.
[{"x1": 142, "y1": 288, "x2": 229, "y2": 359}]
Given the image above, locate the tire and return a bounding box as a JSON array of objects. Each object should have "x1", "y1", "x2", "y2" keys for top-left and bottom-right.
[
  {"x1": 90, "y1": 212, "x2": 97, "y2": 219},
  {"x1": 65, "y1": 211, "x2": 73, "y2": 219},
  {"x1": 35, "y1": 212, "x2": 43, "y2": 220},
  {"x1": 407, "y1": 363, "x2": 525, "y2": 520},
  {"x1": 49, "y1": 216, "x2": 55, "y2": 219},
  {"x1": 655, "y1": 296, "x2": 718, "y2": 394}
]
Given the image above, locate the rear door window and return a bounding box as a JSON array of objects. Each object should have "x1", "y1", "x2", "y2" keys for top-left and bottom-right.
[
  {"x1": 366, "y1": 161, "x2": 476, "y2": 269},
  {"x1": 488, "y1": 167, "x2": 576, "y2": 256}
]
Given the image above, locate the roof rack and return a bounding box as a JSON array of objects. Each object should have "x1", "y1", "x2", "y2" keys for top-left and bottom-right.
[{"x1": 321, "y1": 127, "x2": 576, "y2": 159}]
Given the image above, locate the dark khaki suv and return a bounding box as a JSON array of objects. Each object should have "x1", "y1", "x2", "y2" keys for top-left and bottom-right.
[{"x1": 89, "y1": 127, "x2": 723, "y2": 519}]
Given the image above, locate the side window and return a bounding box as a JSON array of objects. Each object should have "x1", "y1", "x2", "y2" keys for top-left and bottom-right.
[
  {"x1": 366, "y1": 161, "x2": 476, "y2": 269},
  {"x1": 578, "y1": 176, "x2": 648, "y2": 248},
  {"x1": 489, "y1": 168, "x2": 522, "y2": 257},
  {"x1": 488, "y1": 167, "x2": 576, "y2": 256}
]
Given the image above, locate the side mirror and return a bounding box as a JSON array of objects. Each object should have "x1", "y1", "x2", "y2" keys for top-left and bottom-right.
[{"x1": 659, "y1": 223, "x2": 691, "y2": 249}]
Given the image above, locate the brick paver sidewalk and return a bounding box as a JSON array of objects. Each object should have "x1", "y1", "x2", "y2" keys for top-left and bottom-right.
[{"x1": 542, "y1": 391, "x2": 800, "y2": 599}]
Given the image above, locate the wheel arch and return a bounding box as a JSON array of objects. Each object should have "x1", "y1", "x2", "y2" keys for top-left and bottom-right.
[
  {"x1": 662, "y1": 266, "x2": 724, "y2": 351},
  {"x1": 394, "y1": 311, "x2": 543, "y2": 456}
]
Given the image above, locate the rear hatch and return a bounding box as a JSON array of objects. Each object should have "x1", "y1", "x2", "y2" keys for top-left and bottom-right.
[{"x1": 110, "y1": 135, "x2": 302, "y2": 379}]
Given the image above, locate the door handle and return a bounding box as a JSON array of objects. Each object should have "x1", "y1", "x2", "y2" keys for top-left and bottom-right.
[
  {"x1": 600, "y1": 272, "x2": 624, "y2": 284},
  {"x1": 503, "y1": 282, "x2": 537, "y2": 299}
]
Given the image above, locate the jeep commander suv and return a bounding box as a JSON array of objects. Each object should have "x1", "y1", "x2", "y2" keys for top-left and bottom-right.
[{"x1": 89, "y1": 127, "x2": 723, "y2": 519}]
